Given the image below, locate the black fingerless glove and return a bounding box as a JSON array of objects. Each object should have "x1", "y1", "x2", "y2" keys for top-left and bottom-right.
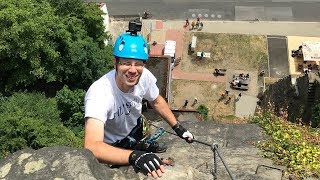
[
  {"x1": 172, "y1": 123, "x2": 194, "y2": 143},
  {"x1": 129, "y1": 150, "x2": 163, "y2": 174}
]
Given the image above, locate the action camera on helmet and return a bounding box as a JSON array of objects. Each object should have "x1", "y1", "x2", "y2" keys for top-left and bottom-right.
[{"x1": 127, "y1": 19, "x2": 142, "y2": 35}]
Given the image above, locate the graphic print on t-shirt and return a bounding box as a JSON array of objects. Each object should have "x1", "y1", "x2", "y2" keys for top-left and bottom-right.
[{"x1": 113, "y1": 97, "x2": 141, "y2": 118}]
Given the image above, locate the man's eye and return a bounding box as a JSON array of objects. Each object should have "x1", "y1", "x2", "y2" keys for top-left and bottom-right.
[
  {"x1": 120, "y1": 61, "x2": 144, "y2": 67},
  {"x1": 123, "y1": 62, "x2": 131, "y2": 66}
]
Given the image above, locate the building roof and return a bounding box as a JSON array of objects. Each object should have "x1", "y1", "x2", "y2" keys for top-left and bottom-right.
[{"x1": 302, "y1": 41, "x2": 320, "y2": 61}]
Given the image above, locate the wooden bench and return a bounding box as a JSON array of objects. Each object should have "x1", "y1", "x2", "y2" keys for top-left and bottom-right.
[
  {"x1": 214, "y1": 69, "x2": 226, "y2": 76},
  {"x1": 190, "y1": 36, "x2": 197, "y2": 52},
  {"x1": 231, "y1": 84, "x2": 249, "y2": 91}
]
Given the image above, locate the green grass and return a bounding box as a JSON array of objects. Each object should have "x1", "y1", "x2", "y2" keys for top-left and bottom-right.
[{"x1": 186, "y1": 32, "x2": 268, "y2": 72}]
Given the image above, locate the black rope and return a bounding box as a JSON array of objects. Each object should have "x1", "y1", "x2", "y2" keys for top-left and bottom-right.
[
  {"x1": 149, "y1": 122, "x2": 235, "y2": 180},
  {"x1": 150, "y1": 122, "x2": 211, "y2": 146}
]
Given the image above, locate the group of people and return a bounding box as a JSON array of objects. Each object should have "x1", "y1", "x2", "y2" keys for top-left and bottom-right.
[
  {"x1": 230, "y1": 79, "x2": 243, "y2": 87},
  {"x1": 185, "y1": 17, "x2": 203, "y2": 30},
  {"x1": 291, "y1": 45, "x2": 303, "y2": 58},
  {"x1": 239, "y1": 73, "x2": 250, "y2": 79},
  {"x1": 301, "y1": 63, "x2": 319, "y2": 75},
  {"x1": 296, "y1": 61, "x2": 320, "y2": 75},
  {"x1": 183, "y1": 98, "x2": 198, "y2": 107},
  {"x1": 219, "y1": 90, "x2": 242, "y2": 104},
  {"x1": 230, "y1": 73, "x2": 250, "y2": 87},
  {"x1": 143, "y1": 10, "x2": 151, "y2": 19},
  {"x1": 220, "y1": 90, "x2": 232, "y2": 103},
  {"x1": 84, "y1": 27, "x2": 194, "y2": 178}
]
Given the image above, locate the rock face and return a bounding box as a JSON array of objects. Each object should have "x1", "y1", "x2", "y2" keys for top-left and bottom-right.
[
  {"x1": 0, "y1": 147, "x2": 113, "y2": 180},
  {"x1": 0, "y1": 118, "x2": 286, "y2": 180}
]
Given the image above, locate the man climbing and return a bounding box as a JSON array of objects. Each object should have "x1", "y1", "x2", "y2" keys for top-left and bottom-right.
[{"x1": 84, "y1": 20, "x2": 194, "y2": 178}]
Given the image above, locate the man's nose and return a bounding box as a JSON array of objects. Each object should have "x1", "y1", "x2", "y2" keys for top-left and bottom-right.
[{"x1": 128, "y1": 65, "x2": 138, "y2": 72}]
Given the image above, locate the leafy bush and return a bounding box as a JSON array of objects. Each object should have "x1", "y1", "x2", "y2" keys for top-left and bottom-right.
[
  {"x1": 55, "y1": 86, "x2": 86, "y2": 135},
  {"x1": 0, "y1": 93, "x2": 82, "y2": 159},
  {"x1": 197, "y1": 104, "x2": 209, "y2": 121},
  {"x1": 312, "y1": 103, "x2": 320, "y2": 128},
  {"x1": 252, "y1": 112, "x2": 320, "y2": 179}
]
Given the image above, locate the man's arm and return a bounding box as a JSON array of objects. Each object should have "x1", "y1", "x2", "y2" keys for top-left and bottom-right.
[
  {"x1": 149, "y1": 95, "x2": 194, "y2": 142},
  {"x1": 148, "y1": 95, "x2": 177, "y2": 127},
  {"x1": 84, "y1": 117, "x2": 166, "y2": 177},
  {"x1": 84, "y1": 117, "x2": 132, "y2": 165}
]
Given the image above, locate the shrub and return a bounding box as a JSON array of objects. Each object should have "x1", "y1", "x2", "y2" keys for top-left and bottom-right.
[
  {"x1": 252, "y1": 112, "x2": 320, "y2": 178},
  {"x1": 197, "y1": 104, "x2": 209, "y2": 121},
  {"x1": 55, "y1": 86, "x2": 86, "y2": 135},
  {"x1": 312, "y1": 103, "x2": 320, "y2": 128},
  {"x1": 0, "y1": 92, "x2": 82, "y2": 159}
]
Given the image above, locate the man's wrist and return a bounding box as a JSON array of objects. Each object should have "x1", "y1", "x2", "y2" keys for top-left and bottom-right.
[
  {"x1": 172, "y1": 122, "x2": 180, "y2": 130},
  {"x1": 129, "y1": 150, "x2": 143, "y2": 165}
]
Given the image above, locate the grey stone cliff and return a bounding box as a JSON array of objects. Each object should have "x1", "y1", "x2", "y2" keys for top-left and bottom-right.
[{"x1": 0, "y1": 116, "x2": 286, "y2": 180}]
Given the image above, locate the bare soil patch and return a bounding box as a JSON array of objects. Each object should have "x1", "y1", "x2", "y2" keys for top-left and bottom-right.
[
  {"x1": 182, "y1": 32, "x2": 268, "y2": 73},
  {"x1": 171, "y1": 32, "x2": 269, "y2": 123},
  {"x1": 170, "y1": 80, "x2": 247, "y2": 123}
]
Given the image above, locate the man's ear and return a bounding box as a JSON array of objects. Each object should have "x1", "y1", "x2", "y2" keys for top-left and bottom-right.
[{"x1": 113, "y1": 57, "x2": 117, "y2": 69}]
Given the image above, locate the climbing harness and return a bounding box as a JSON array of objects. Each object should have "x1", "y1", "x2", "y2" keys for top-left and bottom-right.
[{"x1": 141, "y1": 127, "x2": 165, "y2": 143}]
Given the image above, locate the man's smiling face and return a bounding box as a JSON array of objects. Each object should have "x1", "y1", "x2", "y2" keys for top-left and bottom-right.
[{"x1": 115, "y1": 58, "x2": 145, "y2": 92}]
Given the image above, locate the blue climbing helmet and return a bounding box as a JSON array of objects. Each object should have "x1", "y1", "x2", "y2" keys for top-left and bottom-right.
[{"x1": 113, "y1": 33, "x2": 149, "y2": 61}]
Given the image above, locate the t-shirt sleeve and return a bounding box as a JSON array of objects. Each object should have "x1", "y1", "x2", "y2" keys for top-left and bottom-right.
[
  {"x1": 142, "y1": 69, "x2": 159, "y2": 101},
  {"x1": 84, "y1": 83, "x2": 111, "y2": 124}
]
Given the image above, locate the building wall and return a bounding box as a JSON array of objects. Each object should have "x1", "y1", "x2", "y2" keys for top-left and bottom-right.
[{"x1": 99, "y1": 3, "x2": 110, "y2": 45}]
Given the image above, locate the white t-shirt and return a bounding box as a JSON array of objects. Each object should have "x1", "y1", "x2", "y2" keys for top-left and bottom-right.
[{"x1": 84, "y1": 68, "x2": 159, "y2": 144}]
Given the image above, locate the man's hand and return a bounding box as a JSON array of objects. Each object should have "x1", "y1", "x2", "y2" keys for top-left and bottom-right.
[
  {"x1": 129, "y1": 150, "x2": 165, "y2": 177},
  {"x1": 172, "y1": 123, "x2": 194, "y2": 143}
]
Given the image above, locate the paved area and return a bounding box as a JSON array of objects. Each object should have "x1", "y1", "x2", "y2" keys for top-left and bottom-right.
[
  {"x1": 267, "y1": 36, "x2": 290, "y2": 78},
  {"x1": 150, "y1": 20, "x2": 320, "y2": 37},
  {"x1": 235, "y1": 94, "x2": 260, "y2": 118},
  {"x1": 96, "y1": 0, "x2": 320, "y2": 22}
]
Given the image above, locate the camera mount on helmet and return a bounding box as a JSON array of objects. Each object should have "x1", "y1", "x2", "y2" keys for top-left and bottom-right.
[{"x1": 126, "y1": 19, "x2": 142, "y2": 36}]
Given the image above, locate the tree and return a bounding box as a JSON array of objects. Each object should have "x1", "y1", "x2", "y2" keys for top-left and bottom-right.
[
  {"x1": 55, "y1": 85, "x2": 86, "y2": 134},
  {"x1": 0, "y1": 0, "x2": 113, "y2": 95},
  {"x1": 0, "y1": 92, "x2": 82, "y2": 159},
  {"x1": 47, "y1": 0, "x2": 110, "y2": 47}
]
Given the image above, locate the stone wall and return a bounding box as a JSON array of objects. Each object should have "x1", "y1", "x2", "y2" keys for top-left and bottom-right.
[
  {"x1": 290, "y1": 75, "x2": 309, "y2": 122},
  {"x1": 145, "y1": 57, "x2": 170, "y2": 99},
  {"x1": 260, "y1": 74, "x2": 320, "y2": 124},
  {"x1": 313, "y1": 77, "x2": 320, "y2": 105},
  {"x1": 260, "y1": 76, "x2": 296, "y2": 120}
]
